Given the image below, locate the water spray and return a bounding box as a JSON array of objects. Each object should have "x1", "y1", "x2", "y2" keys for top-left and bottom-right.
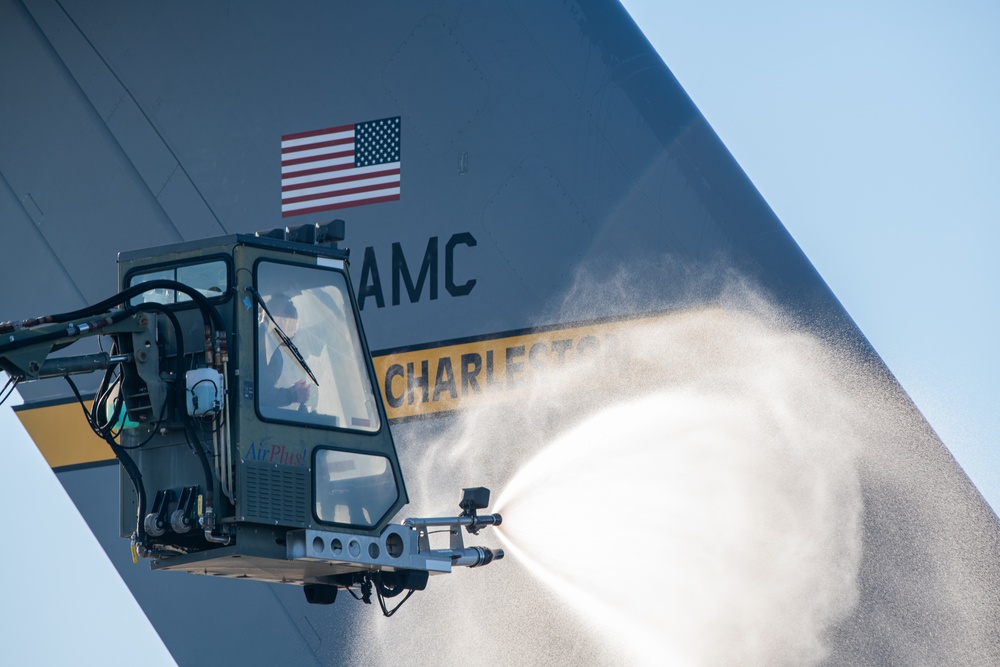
[{"x1": 364, "y1": 305, "x2": 869, "y2": 667}]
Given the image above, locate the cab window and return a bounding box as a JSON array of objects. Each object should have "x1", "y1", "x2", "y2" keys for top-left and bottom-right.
[
  {"x1": 314, "y1": 449, "x2": 397, "y2": 527},
  {"x1": 128, "y1": 259, "x2": 228, "y2": 305},
  {"x1": 255, "y1": 261, "x2": 380, "y2": 432}
]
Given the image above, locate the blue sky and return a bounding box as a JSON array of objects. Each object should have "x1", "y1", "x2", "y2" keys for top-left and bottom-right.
[
  {"x1": 1, "y1": 3, "x2": 997, "y2": 663},
  {"x1": 623, "y1": 0, "x2": 1000, "y2": 511}
]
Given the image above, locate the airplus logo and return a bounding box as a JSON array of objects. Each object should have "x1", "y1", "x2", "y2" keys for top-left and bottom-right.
[{"x1": 245, "y1": 441, "x2": 307, "y2": 467}]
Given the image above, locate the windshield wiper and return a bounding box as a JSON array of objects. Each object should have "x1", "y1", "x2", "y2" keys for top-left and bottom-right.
[{"x1": 247, "y1": 287, "x2": 319, "y2": 386}]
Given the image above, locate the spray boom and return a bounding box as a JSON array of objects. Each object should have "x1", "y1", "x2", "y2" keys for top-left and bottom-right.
[{"x1": 287, "y1": 486, "x2": 504, "y2": 616}]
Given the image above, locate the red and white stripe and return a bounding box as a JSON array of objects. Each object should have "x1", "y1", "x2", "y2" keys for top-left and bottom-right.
[{"x1": 281, "y1": 124, "x2": 400, "y2": 217}]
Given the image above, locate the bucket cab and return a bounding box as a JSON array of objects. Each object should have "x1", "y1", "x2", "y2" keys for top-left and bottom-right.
[
  {"x1": 115, "y1": 222, "x2": 413, "y2": 580},
  {"x1": 0, "y1": 220, "x2": 501, "y2": 611}
]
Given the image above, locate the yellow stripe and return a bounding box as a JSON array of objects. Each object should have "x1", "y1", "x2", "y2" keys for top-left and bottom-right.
[
  {"x1": 16, "y1": 401, "x2": 114, "y2": 469},
  {"x1": 374, "y1": 319, "x2": 635, "y2": 420},
  {"x1": 23, "y1": 311, "x2": 708, "y2": 469}
]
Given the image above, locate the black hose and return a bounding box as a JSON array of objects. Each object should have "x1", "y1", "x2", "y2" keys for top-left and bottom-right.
[
  {"x1": 138, "y1": 304, "x2": 216, "y2": 507},
  {"x1": 0, "y1": 280, "x2": 223, "y2": 357},
  {"x1": 25, "y1": 279, "x2": 227, "y2": 549},
  {"x1": 184, "y1": 422, "x2": 217, "y2": 516},
  {"x1": 108, "y1": 436, "x2": 148, "y2": 547},
  {"x1": 128, "y1": 305, "x2": 217, "y2": 517},
  {"x1": 0, "y1": 375, "x2": 18, "y2": 407},
  {"x1": 48, "y1": 279, "x2": 225, "y2": 331},
  {"x1": 89, "y1": 339, "x2": 124, "y2": 440},
  {"x1": 65, "y1": 374, "x2": 148, "y2": 547},
  {"x1": 63, "y1": 296, "x2": 192, "y2": 551}
]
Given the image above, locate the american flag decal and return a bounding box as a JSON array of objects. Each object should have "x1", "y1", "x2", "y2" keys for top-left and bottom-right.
[{"x1": 281, "y1": 116, "x2": 401, "y2": 217}]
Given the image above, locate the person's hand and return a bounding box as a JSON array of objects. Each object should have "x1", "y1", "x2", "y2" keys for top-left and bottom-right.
[{"x1": 292, "y1": 380, "x2": 310, "y2": 403}]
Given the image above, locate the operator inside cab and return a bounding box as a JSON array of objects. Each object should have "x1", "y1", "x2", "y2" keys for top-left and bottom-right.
[
  {"x1": 253, "y1": 260, "x2": 397, "y2": 527},
  {"x1": 259, "y1": 293, "x2": 312, "y2": 410},
  {"x1": 254, "y1": 259, "x2": 382, "y2": 431}
]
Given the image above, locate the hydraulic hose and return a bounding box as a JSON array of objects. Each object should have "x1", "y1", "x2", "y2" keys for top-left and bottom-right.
[
  {"x1": 19, "y1": 280, "x2": 229, "y2": 549},
  {"x1": 47, "y1": 279, "x2": 225, "y2": 331},
  {"x1": 0, "y1": 279, "x2": 225, "y2": 358},
  {"x1": 65, "y1": 373, "x2": 148, "y2": 548}
]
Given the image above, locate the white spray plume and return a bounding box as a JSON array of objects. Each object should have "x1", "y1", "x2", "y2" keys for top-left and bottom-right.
[{"x1": 358, "y1": 298, "x2": 873, "y2": 667}]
